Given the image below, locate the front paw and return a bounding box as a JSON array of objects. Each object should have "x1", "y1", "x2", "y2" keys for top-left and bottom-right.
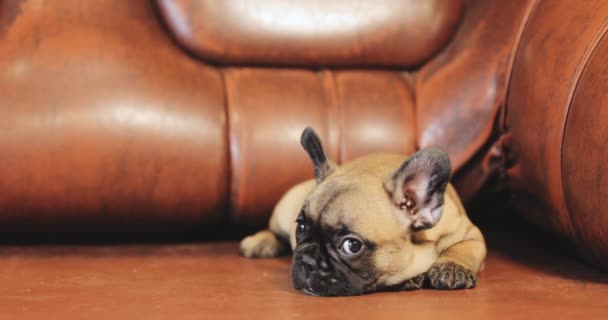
[
  {"x1": 240, "y1": 230, "x2": 287, "y2": 258},
  {"x1": 401, "y1": 274, "x2": 426, "y2": 291},
  {"x1": 426, "y1": 262, "x2": 477, "y2": 290}
]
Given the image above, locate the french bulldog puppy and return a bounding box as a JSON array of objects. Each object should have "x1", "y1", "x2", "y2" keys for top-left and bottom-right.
[{"x1": 240, "y1": 127, "x2": 486, "y2": 296}]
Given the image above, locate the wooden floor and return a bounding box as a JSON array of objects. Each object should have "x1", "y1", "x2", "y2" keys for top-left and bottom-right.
[{"x1": 0, "y1": 226, "x2": 607, "y2": 319}]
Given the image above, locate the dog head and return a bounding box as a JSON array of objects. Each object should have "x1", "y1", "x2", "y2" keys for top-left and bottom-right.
[{"x1": 291, "y1": 127, "x2": 451, "y2": 296}]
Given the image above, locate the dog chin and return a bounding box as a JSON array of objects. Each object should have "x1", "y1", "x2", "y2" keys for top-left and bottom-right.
[
  {"x1": 292, "y1": 272, "x2": 344, "y2": 296},
  {"x1": 293, "y1": 274, "x2": 365, "y2": 297}
]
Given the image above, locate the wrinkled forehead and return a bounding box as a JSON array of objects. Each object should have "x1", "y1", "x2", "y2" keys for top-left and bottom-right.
[
  {"x1": 303, "y1": 176, "x2": 400, "y2": 238},
  {"x1": 304, "y1": 180, "x2": 353, "y2": 222}
]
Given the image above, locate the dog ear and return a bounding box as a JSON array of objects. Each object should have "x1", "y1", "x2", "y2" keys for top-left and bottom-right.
[
  {"x1": 385, "y1": 147, "x2": 451, "y2": 231},
  {"x1": 300, "y1": 127, "x2": 336, "y2": 183}
]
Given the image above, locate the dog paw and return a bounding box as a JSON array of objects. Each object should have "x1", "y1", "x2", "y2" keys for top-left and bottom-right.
[
  {"x1": 426, "y1": 262, "x2": 477, "y2": 290},
  {"x1": 240, "y1": 230, "x2": 287, "y2": 258},
  {"x1": 400, "y1": 274, "x2": 426, "y2": 291}
]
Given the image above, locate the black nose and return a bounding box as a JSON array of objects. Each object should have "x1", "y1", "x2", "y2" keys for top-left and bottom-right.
[
  {"x1": 300, "y1": 254, "x2": 318, "y2": 271},
  {"x1": 298, "y1": 242, "x2": 318, "y2": 253},
  {"x1": 296, "y1": 243, "x2": 321, "y2": 274}
]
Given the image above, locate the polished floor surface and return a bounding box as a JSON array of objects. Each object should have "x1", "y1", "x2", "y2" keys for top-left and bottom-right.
[{"x1": 1, "y1": 226, "x2": 607, "y2": 319}]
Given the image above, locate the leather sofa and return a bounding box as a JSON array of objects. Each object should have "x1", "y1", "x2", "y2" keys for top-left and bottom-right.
[
  {"x1": 0, "y1": 0, "x2": 608, "y2": 320},
  {"x1": 1, "y1": 1, "x2": 608, "y2": 317}
]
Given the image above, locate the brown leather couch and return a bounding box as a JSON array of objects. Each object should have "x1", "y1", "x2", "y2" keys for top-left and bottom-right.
[{"x1": 1, "y1": 0, "x2": 607, "y2": 318}]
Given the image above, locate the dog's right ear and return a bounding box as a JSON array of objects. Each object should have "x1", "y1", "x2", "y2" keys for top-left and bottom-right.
[
  {"x1": 300, "y1": 127, "x2": 336, "y2": 183},
  {"x1": 384, "y1": 147, "x2": 451, "y2": 231}
]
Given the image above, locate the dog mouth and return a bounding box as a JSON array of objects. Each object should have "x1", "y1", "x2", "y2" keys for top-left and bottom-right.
[
  {"x1": 297, "y1": 277, "x2": 324, "y2": 297},
  {"x1": 295, "y1": 277, "x2": 338, "y2": 297},
  {"x1": 301, "y1": 287, "x2": 321, "y2": 296},
  {"x1": 291, "y1": 251, "x2": 370, "y2": 296},
  {"x1": 296, "y1": 277, "x2": 365, "y2": 297}
]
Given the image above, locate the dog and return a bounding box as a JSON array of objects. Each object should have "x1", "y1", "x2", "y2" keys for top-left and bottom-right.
[{"x1": 240, "y1": 127, "x2": 486, "y2": 296}]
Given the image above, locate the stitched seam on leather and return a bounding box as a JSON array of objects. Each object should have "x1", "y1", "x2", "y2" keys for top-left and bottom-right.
[
  {"x1": 320, "y1": 70, "x2": 342, "y2": 164},
  {"x1": 559, "y1": 18, "x2": 608, "y2": 244},
  {"x1": 471, "y1": 1, "x2": 542, "y2": 180},
  {"x1": 501, "y1": 0, "x2": 541, "y2": 133},
  {"x1": 497, "y1": 0, "x2": 541, "y2": 205},
  {"x1": 333, "y1": 72, "x2": 346, "y2": 164},
  {"x1": 219, "y1": 68, "x2": 238, "y2": 223},
  {"x1": 399, "y1": 72, "x2": 418, "y2": 151}
]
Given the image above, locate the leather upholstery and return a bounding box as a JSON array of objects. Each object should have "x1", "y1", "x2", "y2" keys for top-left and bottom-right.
[
  {"x1": 0, "y1": 0, "x2": 229, "y2": 233},
  {"x1": 225, "y1": 69, "x2": 417, "y2": 225},
  {"x1": 505, "y1": 0, "x2": 608, "y2": 269},
  {"x1": 0, "y1": 0, "x2": 508, "y2": 233},
  {"x1": 415, "y1": 0, "x2": 536, "y2": 204},
  {"x1": 156, "y1": 0, "x2": 464, "y2": 68},
  {"x1": 1, "y1": 0, "x2": 607, "y2": 271}
]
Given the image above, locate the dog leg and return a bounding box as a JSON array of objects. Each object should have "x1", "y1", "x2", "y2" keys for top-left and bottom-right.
[
  {"x1": 426, "y1": 228, "x2": 486, "y2": 289},
  {"x1": 240, "y1": 229, "x2": 289, "y2": 258},
  {"x1": 400, "y1": 274, "x2": 426, "y2": 291}
]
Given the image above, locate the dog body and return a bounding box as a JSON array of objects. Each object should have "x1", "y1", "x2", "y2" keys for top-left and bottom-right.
[{"x1": 241, "y1": 128, "x2": 486, "y2": 296}]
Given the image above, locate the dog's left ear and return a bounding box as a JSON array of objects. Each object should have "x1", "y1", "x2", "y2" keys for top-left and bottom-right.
[
  {"x1": 300, "y1": 127, "x2": 336, "y2": 183},
  {"x1": 385, "y1": 147, "x2": 451, "y2": 231}
]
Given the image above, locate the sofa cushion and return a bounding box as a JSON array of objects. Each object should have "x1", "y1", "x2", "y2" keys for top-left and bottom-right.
[
  {"x1": 506, "y1": 0, "x2": 608, "y2": 270},
  {"x1": 224, "y1": 69, "x2": 416, "y2": 226},
  {"x1": 156, "y1": 0, "x2": 464, "y2": 67},
  {"x1": 0, "y1": 0, "x2": 229, "y2": 233}
]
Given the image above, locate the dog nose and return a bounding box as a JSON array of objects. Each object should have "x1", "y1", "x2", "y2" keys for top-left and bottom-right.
[
  {"x1": 301, "y1": 254, "x2": 318, "y2": 270},
  {"x1": 298, "y1": 243, "x2": 318, "y2": 253}
]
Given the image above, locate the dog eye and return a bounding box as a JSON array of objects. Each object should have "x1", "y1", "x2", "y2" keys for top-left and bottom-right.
[
  {"x1": 296, "y1": 219, "x2": 306, "y2": 234},
  {"x1": 340, "y1": 238, "x2": 363, "y2": 256}
]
